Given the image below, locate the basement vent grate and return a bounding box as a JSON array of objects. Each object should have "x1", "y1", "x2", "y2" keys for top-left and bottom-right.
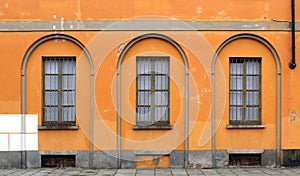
[
  {"x1": 229, "y1": 154, "x2": 261, "y2": 167},
  {"x1": 41, "y1": 155, "x2": 76, "y2": 168}
]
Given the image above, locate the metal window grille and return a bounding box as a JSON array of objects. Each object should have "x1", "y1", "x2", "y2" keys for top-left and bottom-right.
[
  {"x1": 136, "y1": 56, "x2": 170, "y2": 126},
  {"x1": 42, "y1": 57, "x2": 76, "y2": 126},
  {"x1": 229, "y1": 57, "x2": 261, "y2": 125}
]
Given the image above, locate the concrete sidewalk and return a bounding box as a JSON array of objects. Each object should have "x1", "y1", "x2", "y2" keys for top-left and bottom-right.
[{"x1": 1, "y1": 167, "x2": 300, "y2": 176}]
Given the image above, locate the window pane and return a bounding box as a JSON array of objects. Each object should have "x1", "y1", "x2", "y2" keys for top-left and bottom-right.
[
  {"x1": 44, "y1": 76, "x2": 58, "y2": 90},
  {"x1": 245, "y1": 107, "x2": 259, "y2": 121},
  {"x1": 62, "y1": 107, "x2": 75, "y2": 122},
  {"x1": 137, "y1": 107, "x2": 151, "y2": 122},
  {"x1": 154, "y1": 91, "x2": 168, "y2": 106},
  {"x1": 44, "y1": 60, "x2": 58, "y2": 74},
  {"x1": 44, "y1": 92, "x2": 58, "y2": 105},
  {"x1": 137, "y1": 76, "x2": 151, "y2": 90},
  {"x1": 155, "y1": 75, "x2": 168, "y2": 90},
  {"x1": 230, "y1": 107, "x2": 242, "y2": 121},
  {"x1": 62, "y1": 59, "x2": 76, "y2": 74},
  {"x1": 230, "y1": 76, "x2": 243, "y2": 90},
  {"x1": 137, "y1": 58, "x2": 151, "y2": 74},
  {"x1": 246, "y1": 92, "x2": 259, "y2": 105},
  {"x1": 246, "y1": 60, "x2": 260, "y2": 74},
  {"x1": 230, "y1": 62, "x2": 243, "y2": 74},
  {"x1": 154, "y1": 58, "x2": 162, "y2": 74},
  {"x1": 246, "y1": 76, "x2": 259, "y2": 90},
  {"x1": 230, "y1": 92, "x2": 243, "y2": 105},
  {"x1": 44, "y1": 107, "x2": 58, "y2": 121},
  {"x1": 137, "y1": 91, "x2": 151, "y2": 105},
  {"x1": 154, "y1": 107, "x2": 168, "y2": 122},
  {"x1": 62, "y1": 91, "x2": 75, "y2": 105},
  {"x1": 162, "y1": 58, "x2": 169, "y2": 74},
  {"x1": 62, "y1": 75, "x2": 75, "y2": 90}
]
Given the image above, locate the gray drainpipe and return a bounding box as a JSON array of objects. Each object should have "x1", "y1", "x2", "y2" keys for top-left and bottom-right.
[
  {"x1": 211, "y1": 72, "x2": 216, "y2": 168},
  {"x1": 184, "y1": 69, "x2": 189, "y2": 168},
  {"x1": 117, "y1": 71, "x2": 121, "y2": 168},
  {"x1": 21, "y1": 74, "x2": 26, "y2": 169}
]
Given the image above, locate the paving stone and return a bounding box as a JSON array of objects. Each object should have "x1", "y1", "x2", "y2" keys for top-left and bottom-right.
[
  {"x1": 31, "y1": 173, "x2": 49, "y2": 176},
  {"x1": 187, "y1": 173, "x2": 205, "y2": 176},
  {"x1": 62, "y1": 171, "x2": 82, "y2": 175},
  {"x1": 17, "y1": 169, "x2": 40, "y2": 176},
  {"x1": 290, "y1": 168, "x2": 300, "y2": 173},
  {"x1": 155, "y1": 169, "x2": 172, "y2": 176},
  {"x1": 171, "y1": 169, "x2": 188, "y2": 175},
  {"x1": 6, "y1": 169, "x2": 28, "y2": 176},
  {"x1": 82, "y1": 169, "x2": 98, "y2": 173},
  {"x1": 49, "y1": 168, "x2": 66, "y2": 175},
  {"x1": 216, "y1": 169, "x2": 235, "y2": 174},
  {"x1": 39, "y1": 168, "x2": 54, "y2": 172},
  {"x1": 2, "y1": 167, "x2": 300, "y2": 176},
  {"x1": 261, "y1": 168, "x2": 282, "y2": 176},
  {"x1": 245, "y1": 168, "x2": 264, "y2": 174},
  {"x1": 201, "y1": 169, "x2": 219, "y2": 175},
  {"x1": 136, "y1": 169, "x2": 154, "y2": 176},
  {"x1": 96, "y1": 169, "x2": 117, "y2": 176},
  {"x1": 117, "y1": 169, "x2": 136, "y2": 173},
  {"x1": 230, "y1": 168, "x2": 249, "y2": 174},
  {"x1": 0, "y1": 170, "x2": 16, "y2": 176},
  {"x1": 278, "y1": 168, "x2": 297, "y2": 174},
  {"x1": 115, "y1": 169, "x2": 136, "y2": 176},
  {"x1": 186, "y1": 169, "x2": 204, "y2": 175},
  {"x1": 78, "y1": 173, "x2": 96, "y2": 176},
  {"x1": 259, "y1": 168, "x2": 278, "y2": 174}
]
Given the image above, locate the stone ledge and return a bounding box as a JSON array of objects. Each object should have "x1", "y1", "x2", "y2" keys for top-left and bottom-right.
[
  {"x1": 227, "y1": 149, "x2": 264, "y2": 154},
  {"x1": 38, "y1": 126, "x2": 79, "y2": 130},
  {"x1": 135, "y1": 150, "x2": 171, "y2": 155},
  {"x1": 133, "y1": 125, "x2": 173, "y2": 130},
  {"x1": 226, "y1": 124, "x2": 266, "y2": 129}
]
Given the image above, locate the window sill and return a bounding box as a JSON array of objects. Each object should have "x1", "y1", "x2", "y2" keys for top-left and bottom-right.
[
  {"x1": 226, "y1": 124, "x2": 266, "y2": 129},
  {"x1": 227, "y1": 149, "x2": 264, "y2": 154},
  {"x1": 38, "y1": 126, "x2": 79, "y2": 130},
  {"x1": 133, "y1": 125, "x2": 173, "y2": 130}
]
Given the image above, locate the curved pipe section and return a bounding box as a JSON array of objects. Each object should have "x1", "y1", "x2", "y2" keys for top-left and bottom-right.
[
  {"x1": 211, "y1": 33, "x2": 281, "y2": 167},
  {"x1": 116, "y1": 33, "x2": 189, "y2": 168}
]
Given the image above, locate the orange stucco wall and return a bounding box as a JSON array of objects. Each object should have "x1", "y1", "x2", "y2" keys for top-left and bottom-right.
[
  {"x1": 1, "y1": 30, "x2": 300, "y2": 151},
  {"x1": 0, "y1": 0, "x2": 299, "y2": 21},
  {"x1": 1, "y1": 1, "x2": 300, "y2": 153}
]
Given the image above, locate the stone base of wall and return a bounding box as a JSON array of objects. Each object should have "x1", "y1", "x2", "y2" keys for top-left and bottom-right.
[
  {"x1": 188, "y1": 150, "x2": 276, "y2": 168},
  {"x1": 0, "y1": 149, "x2": 279, "y2": 168},
  {"x1": 282, "y1": 149, "x2": 300, "y2": 167},
  {"x1": 0, "y1": 151, "x2": 21, "y2": 169}
]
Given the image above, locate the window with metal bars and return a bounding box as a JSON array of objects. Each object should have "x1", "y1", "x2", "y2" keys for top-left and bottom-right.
[
  {"x1": 136, "y1": 56, "x2": 170, "y2": 127},
  {"x1": 229, "y1": 57, "x2": 261, "y2": 125},
  {"x1": 42, "y1": 57, "x2": 76, "y2": 126}
]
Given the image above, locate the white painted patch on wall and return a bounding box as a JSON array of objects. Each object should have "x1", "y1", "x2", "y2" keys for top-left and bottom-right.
[
  {"x1": 197, "y1": 7, "x2": 203, "y2": 14},
  {"x1": 0, "y1": 114, "x2": 38, "y2": 151}
]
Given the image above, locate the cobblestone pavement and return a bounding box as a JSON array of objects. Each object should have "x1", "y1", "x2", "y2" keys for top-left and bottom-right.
[{"x1": 1, "y1": 167, "x2": 300, "y2": 176}]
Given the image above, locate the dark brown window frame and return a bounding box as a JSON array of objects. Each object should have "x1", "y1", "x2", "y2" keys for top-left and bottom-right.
[
  {"x1": 42, "y1": 56, "x2": 76, "y2": 127},
  {"x1": 229, "y1": 57, "x2": 262, "y2": 125},
  {"x1": 134, "y1": 56, "x2": 171, "y2": 129}
]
